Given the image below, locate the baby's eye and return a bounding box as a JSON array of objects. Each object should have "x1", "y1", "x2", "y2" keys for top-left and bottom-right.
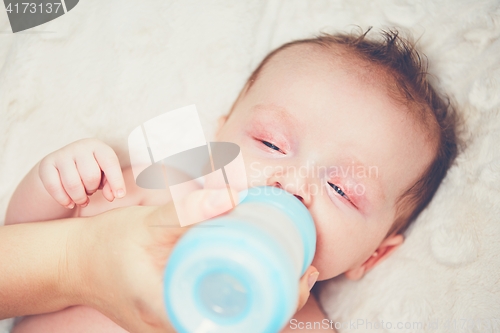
[
  {"x1": 261, "y1": 140, "x2": 285, "y2": 154},
  {"x1": 328, "y1": 182, "x2": 351, "y2": 202}
]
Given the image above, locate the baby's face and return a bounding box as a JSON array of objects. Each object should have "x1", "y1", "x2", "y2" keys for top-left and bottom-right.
[{"x1": 216, "y1": 45, "x2": 436, "y2": 280}]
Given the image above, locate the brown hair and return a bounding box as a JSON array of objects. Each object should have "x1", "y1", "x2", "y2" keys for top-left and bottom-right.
[{"x1": 234, "y1": 28, "x2": 459, "y2": 236}]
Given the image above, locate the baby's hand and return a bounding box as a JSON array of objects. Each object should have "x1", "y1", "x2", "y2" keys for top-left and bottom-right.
[{"x1": 38, "y1": 139, "x2": 126, "y2": 209}]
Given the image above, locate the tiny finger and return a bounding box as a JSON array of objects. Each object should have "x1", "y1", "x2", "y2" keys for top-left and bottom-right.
[
  {"x1": 58, "y1": 159, "x2": 89, "y2": 206},
  {"x1": 39, "y1": 163, "x2": 75, "y2": 208},
  {"x1": 297, "y1": 266, "x2": 319, "y2": 312},
  {"x1": 94, "y1": 145, "x2": 126, "y2": 199},
  {"x1": 75, "y1": 155, "x2": 103, "y2": 196},
  {"x1": 102, "y1": 179, "x2": 115, "y2": 202}
]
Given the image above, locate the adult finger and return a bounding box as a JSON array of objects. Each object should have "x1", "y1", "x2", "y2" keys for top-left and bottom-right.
[
  {"x1": 297, "y1": 266, "x2": 319, "y2": 312},
  {"x1": 177, "y1": 188, "x2": 240, "y2": 227}
]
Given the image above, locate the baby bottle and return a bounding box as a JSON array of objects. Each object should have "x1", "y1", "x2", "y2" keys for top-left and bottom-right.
[{"x1": 163, "y1": 186, "x2": 317, "y2": 333}]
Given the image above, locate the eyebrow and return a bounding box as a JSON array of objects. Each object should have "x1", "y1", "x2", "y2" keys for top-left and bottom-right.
[{"x1": 250, "y1": 104, "x2": 300, "y2": 129}]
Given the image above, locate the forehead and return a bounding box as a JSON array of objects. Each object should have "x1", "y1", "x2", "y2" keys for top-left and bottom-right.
[
  {"x1": 253, "y1": 43, "x2": 385, "y2": 89},
  {"x1": 237, "y1": 44, "x2": 436, "y2": 210}
]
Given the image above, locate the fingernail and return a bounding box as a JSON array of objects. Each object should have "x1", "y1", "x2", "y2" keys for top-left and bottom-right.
[
  {"x1": 115, "y1": 189, "x2": 125, "y2": 198},
  {"x1": 308, "y1": 272, "x2": 319, "y2": 290},
  {"x1": 208, "y1": 191, "x2": 229, "y2": 207},
  {"x1": 81, "y1": 201, "x2": 89, "y2": 208},
  {"x1": 67, "y1": 203, "x2": 75, "y2": 209}
]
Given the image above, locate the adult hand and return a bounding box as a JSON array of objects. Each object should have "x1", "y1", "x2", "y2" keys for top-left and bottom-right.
[
  {"x1": 69, "y1": 188, "x2": 237, "y2": 333},
  {"x1": 2, "y1": 186, "x2": 315, "y2": 333},
  {"x1": 77, "y1": 187, "x2": 316, "y2": 332}
]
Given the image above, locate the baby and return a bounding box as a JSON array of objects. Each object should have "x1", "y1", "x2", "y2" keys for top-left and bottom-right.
[{"x1": 5, "y1": 29, "x2": 457, "y2": 332}]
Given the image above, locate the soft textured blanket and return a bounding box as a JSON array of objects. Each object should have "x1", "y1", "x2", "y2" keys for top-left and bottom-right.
[{"x1": 1, "y1": 1, "x2": 499, "y2": 332}]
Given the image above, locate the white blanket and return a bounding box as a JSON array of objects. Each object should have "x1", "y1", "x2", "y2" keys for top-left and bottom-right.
[{"x1": 1, "y1": 1, "x2": 499, "y2": 332}]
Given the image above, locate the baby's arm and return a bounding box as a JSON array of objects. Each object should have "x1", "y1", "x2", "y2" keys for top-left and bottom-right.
[{"x1": 5, "y1": 139, "x2": 126, "y2": 225}]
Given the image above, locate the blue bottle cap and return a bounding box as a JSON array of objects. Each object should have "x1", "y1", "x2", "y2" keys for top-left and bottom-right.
[{"x1": 164, "y1": 217, "x2": 297, "y2": 333}]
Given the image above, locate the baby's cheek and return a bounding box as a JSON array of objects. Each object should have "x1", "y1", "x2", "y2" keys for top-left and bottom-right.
[
  {"x1": 310, "y1": 218, "x2": 344, "y2": 279},
  {"x1": 310, "y1": 209, "x2": 371, "y2": 279}
]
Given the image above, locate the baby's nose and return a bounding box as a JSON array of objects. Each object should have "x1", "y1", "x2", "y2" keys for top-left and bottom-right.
[
  {"x1": 271, "y1": 181, "x2": 305, "y2": 203},
  {"x1": 272, "y1": 181, "x2": 283, "y2": 190},
  {"x1": 294, "y1": 194, "x2": 304, "y2": 203}
]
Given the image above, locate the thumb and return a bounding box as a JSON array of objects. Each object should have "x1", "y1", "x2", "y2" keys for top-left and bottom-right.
[
  {"x1": 180, "y1": 188, "x2": 240, "y2": 226},
  {"x1": 148, "y1": 188, "x2": 240, "y2": 249},
  {"x1": 297, "y1": 266, "x2": 320, "y2": 312}
]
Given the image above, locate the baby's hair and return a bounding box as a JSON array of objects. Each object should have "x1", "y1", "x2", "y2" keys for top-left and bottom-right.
[{"x1": 236, "y1": 28, "x2": 458, "y2": 237}]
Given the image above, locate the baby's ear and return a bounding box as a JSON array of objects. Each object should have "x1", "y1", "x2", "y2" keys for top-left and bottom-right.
[{"x1": 344, "y1": 233, "x2": 404, "y2": 280}]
